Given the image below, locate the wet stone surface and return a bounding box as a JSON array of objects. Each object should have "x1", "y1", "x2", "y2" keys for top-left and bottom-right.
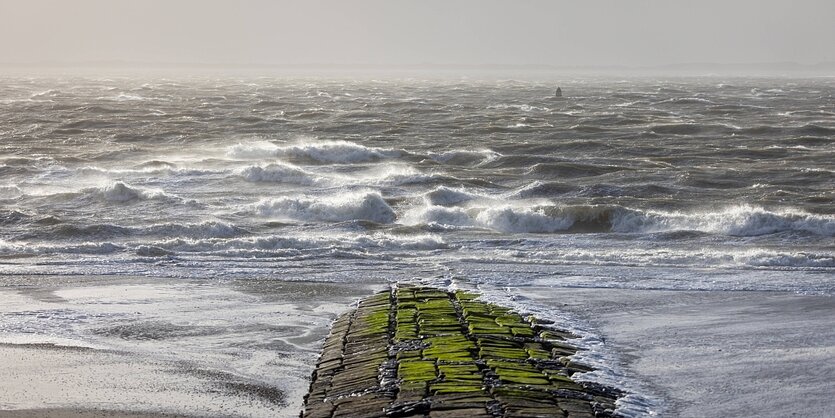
[{"x1": 301, "y1": 286, "x2": 622, "y2": 418}]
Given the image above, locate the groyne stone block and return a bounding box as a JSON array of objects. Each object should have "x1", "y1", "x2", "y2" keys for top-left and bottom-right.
[{"x1": 301, "y1": 285, "x2": 623, "y2": 418}]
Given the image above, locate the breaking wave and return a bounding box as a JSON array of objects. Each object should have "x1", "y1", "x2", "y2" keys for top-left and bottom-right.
[
  {"x1": 254, "y1": 191, "x2": 396, "y2": 223},
  {"x1": 405, "y1": 203, "x2": 835, "y2": 236},
  {"x1": 227, "y1": 139, "x2": 401, "y2": 163},
  {"x1": 141, "y1": 233, "x2": 447, "y2": 256},
  {"x1": 424, "y1": 186, "x2": 480, "y2": 206},
  {"x1": 85, "y1": 181, "x2": 175, "y2": 203},
  {"x1": 738, "y1": 251, "x2": 835, "y2": 268},
  {"x1": 237, "y1": 163, "x2": 323, "y2": 185},
  {"x1": 403, "y1": 204, "x2": 586, "y2": 233},
  {"x1": 0, "y1": 241, "x2": 124, "y2": 256},
  {"x1": 616, "y1": 205, "x2": 835, "y2": 236}
]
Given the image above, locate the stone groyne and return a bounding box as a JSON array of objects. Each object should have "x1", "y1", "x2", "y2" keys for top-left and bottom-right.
[{"x1": 302, "y1": 286, "x2": 621, "y2": 418}]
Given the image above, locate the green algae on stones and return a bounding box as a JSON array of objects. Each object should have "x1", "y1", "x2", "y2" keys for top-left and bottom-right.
[
  {"x1": 399, "y1": 360, "x2": 437, "y2": 382},
  {"x1": 423, "y1": 335, "x2": 477, "y2": 362},
  {"x1": 301, "y1": 285, "x2": 622, "y2": 418},
  {"x1": 430, "y1": 382, "x2": 486, "y2": 394}
]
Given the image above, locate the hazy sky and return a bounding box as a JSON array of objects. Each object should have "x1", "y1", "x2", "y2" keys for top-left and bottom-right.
[{"x1": 1, "y1": 0, "x2": 833, "y2": 67}]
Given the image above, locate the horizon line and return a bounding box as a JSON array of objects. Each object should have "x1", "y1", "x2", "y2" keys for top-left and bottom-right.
[{"x1": 1, "y1": 60, "x2": 834, "y2": 71}]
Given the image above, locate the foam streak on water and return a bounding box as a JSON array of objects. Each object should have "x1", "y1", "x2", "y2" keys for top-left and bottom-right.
[{"x1": 0, "y1": 76, "x2": 833, "y2": 293}]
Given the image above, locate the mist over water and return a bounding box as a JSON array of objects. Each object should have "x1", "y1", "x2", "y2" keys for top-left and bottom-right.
[{"x1": 1, "y1": 76, "x2": 833, "y2": 292}]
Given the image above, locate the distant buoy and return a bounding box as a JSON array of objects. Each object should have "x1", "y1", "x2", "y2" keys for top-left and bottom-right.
[{"x1": 555, "y1": 87, "x2": 562, "y2": 97}]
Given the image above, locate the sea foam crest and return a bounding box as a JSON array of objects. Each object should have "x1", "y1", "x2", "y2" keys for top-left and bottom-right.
[
  {"x1": 475, "y1": 206, "x2": 574, "y2": 233},
  {"x1": 281, "y1": 140, "x2": 400, "y2": 163},
  {"x1": 237, "y1": 163, "x2": 323, "y2": 185},
  {"x1": 404, "y1": 204, "x2": 577, "y2": 233},
  {"x1": 146, "y1": 232, "x2": 446, "y2": 256},
  {"x1": 405, "y1": 203, "x2": 835, "y2": 236},
  {"x1": 152, "y1": 235, "x2": 325, "y2": 253},
  {"x1": 254, "y1": 191, "x2": 396, "y2": 223},
  {"x1": 487, "y1": 104, "x2": 550, "y2": 112},
  {"x1": 87, "y1": 181, "x2": 171, "y2": 202},
  {"x1": 352, "y1": 163, "x2": 441, "y2": 186},
  {"x1": 0, "y1": 240, "x2": 124, "y2": 256},
  {"x1": 1, "y1": 185, "x2": 24, "y2": 199},
  {"x1": 225, "y1": 141, "x2": 281, "y2": 159},
  {"x1": 737, "y1": 251, "x2": 835, "y2": 268},
  {"x1": 227, "y1": 139, "x2": 400, "y2": 163},
  {"x1": 353, "y1": 233, "x2": 449, "y2": 251},
  {"x1": 614, "y1": 205, "x2": 835, "y2": 236}
]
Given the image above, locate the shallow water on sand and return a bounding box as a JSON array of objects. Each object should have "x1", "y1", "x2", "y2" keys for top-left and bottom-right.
[{"x1": 0, "y1": 276, "x2": 384, "y2": 417}]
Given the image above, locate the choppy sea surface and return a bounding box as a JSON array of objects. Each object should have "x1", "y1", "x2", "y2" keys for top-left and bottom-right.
[
  {"x1": 2, "y1": 76, "x2": 833, "y2": 291},
  {"x1": 0, "y1": 75, "x2": 833, "y2": 416}
]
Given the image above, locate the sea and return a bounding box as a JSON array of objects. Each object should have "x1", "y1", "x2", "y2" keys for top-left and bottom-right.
[{"x1": 0, "y1": 74, "x2": 833, "y2": 415}]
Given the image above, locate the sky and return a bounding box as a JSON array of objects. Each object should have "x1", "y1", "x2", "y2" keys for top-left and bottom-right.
[{"x1": 0, "y1": 0, "x2": 833, "y2": 68}]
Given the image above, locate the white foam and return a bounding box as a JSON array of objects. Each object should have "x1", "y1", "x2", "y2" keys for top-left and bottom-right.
[
  {"x1": 283, "y1": 139, "x2": 401, "y2": 163},
  {"x1": 736, "y1": 251, "x2": 835, "y2": 268},
  {"x1": 465, "y1": 284, "x2": 662, "y2": 418},
  {"x1": 613, "y1": 205, "x2": 835, "y2": 237},
  {"x1": 237, "y1": 163, "x2": 323, "y2": 185},
  {"x1": 87, "y1": 181, "x2": 172, "y2": 203},
  {"x1": 354, "y1": 233, "x2": 449, "y2": 251},
  {"x1": 404, "y1": 200, "x2": 835, "y2": 237},
  {"x1": 350, "y1": 163, "x2": 439, "y2": 186},
  {"x1": 254, "y1": 191, "x2": 396, "y2": 224},
  {"x1": 227, "y1": 139, "x2": 401, "y2": 163},
  {"x1": 655, "y1": 97, "x2": 714, "y2": 105},
  {"x1": 148, "y1": 232, "x2": 447, "y2": 255},
  {"x1": 153, "y1": 235, "x2": 323, "y2": 253},
  {"x1": 475, "y1": 206, "x2": 574, "y2": 233},
  {"x1": 225, "y1": 141, "x2": 281, "y2": 159},
  {"x1": 487, "y1": 104, "x2": 550, "y2": 112},
  {"x1": 1, "y1": 185, "x2": 24, "y2": 199},
  {"x1": 402, "y1": 205, "x2": 477, "y2": 229},
  {"x1": 115, "y1": 93, "x2": 146, "y2": 101},
  {"x1": 404, "y1": 203, "x2": 576, "y2": 233},
  {"x1": 76, "y1": 165, "x2": 220, "y2": 177},
  {"x1": 0, "y1": 241, "x2": 124, "y2": 256}
]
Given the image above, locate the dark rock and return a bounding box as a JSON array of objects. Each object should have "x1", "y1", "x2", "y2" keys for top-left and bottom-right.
[{"x1": 301, "y1": 285, "x2": 624, "y2": 418}]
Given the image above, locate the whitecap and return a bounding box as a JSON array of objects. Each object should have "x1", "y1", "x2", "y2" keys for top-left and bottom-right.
[
  {"x1": 404, "y1": 203, "x2": 578, "y2": 233},
  {"x1": 475, "y1": 206, "x2": 574, "y2": 233},
  {"x1": 227, "y1": 139, "x2": 401, "y2": 163},
  {"x1": 254, "y1": 191, "x2": 396, "y2": 224},
  {"x1": 402, "y1": 205, "x2": 476, "y2": 230},
  {"x1": 281, "y1": 140, "x2": 400, "y2": 163},
  {"x1": 1, "y1": 185, "x2": 24, "y2": 199},
  {"x1": 738, "y1": 251, "x2": 835, "y2": 268},
  {"x1": 612, "y1": 205, "x2": 835, "y2": 237},
  {"x1": 237, "y1": 163, "x2": 323, "y2": 185},
  {"x1": 86, "y1": 181, "x2": 171, "y2": 203}
]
